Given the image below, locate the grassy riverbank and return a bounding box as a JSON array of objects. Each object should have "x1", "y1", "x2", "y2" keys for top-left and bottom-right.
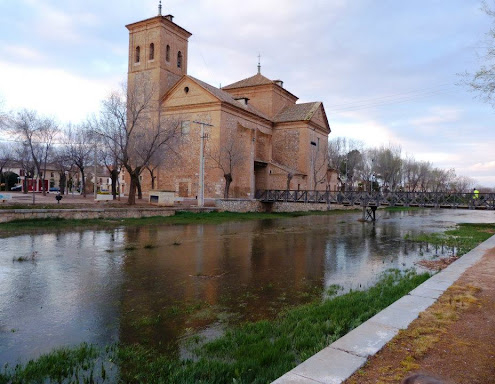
[
  {"x1": 406, "y1": 223, "x2": 495, "y2": 256},
  {"x1": 0, "y1": 269, "x2": 430, "y2": 384},
  {"x1": 0, "y1": 209, "x2": 356, "y2": 232}
]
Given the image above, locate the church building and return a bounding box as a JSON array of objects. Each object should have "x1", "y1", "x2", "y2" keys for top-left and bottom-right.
[{"x1": 125, "y1": 7, "x2": 331, "y2": 200}]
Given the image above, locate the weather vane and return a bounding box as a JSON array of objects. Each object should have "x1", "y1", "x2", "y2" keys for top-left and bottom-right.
[
  {"x1": 158, "y1": 1, "x2": 162, "y2": 16},
  {"x1": 257, "y1": 53, "x2": 261, "y2": 74}
]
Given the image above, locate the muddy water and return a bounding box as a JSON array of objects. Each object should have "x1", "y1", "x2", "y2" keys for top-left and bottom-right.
[{"x1": 0, "y1": 209, "x2": 493, "y2": 365}]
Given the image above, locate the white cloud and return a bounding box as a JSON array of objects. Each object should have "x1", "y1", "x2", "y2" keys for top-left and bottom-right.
[
  {"x1": 0, "y1": 61, "x2": 119, "y2": 123},
  {"x1": 329, "y1": 118, "x2": 399, "y2": 148},
  {"x1": 414, "y1": 151, "x2": 458, "y2": 164},
  {"x1": 3, "y1": 45, "x2": 46, "y2": 62},
  {"x1": 470, "y1": 161, "x2": 495, "y2": 171},
  {"x1": 409, "y1": 107, "x2": 461, "y2": 127}
]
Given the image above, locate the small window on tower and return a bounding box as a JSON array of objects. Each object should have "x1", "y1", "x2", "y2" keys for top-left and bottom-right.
[
  {"x1": 135, "y1": 46, "x2": 140, "y2": 63},
  {"x1": 177, "y1": 51, "x2": 182, "y2": 68},
  {"x1": 166, "y1": 45, "x2": 170, "y2": 62},
  {"x1": 149, "y1": 43, "x2": 155, "y2": 60}
]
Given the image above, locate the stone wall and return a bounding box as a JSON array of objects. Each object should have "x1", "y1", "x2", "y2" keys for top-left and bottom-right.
[
  {"x1": 0, "y1": 208, "x2": 175, "y2": 223},
  {"x1": 215, "y1": 199, "x2": 358, "y2": 213}
]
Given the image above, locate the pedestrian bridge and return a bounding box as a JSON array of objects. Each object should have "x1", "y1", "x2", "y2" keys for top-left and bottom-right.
[{"x1": 255, "y1": 190, "x2": 495, "y2": 210}]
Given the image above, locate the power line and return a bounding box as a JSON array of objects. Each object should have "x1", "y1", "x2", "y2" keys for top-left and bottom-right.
[
  {"x1": 326, "y1": 84, "x2": 457, "y2": 112},
  {"x1": 325, "y1": 83, "x2": 453, "y2": 108}
]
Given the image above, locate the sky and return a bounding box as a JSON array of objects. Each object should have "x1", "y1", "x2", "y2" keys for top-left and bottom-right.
[{"x1": 0, "y1": 0, "x2": 494, "y2": 186}]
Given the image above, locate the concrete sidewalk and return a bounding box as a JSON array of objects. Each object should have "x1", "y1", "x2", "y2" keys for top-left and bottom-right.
[{"x1": 273, "y1": 234, "x2": 495, "y2": 384}]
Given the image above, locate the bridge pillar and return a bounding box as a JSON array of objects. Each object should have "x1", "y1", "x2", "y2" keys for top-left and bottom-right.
[{"x1": 362, "y1": 206, "x2": 377, "y2": 222}]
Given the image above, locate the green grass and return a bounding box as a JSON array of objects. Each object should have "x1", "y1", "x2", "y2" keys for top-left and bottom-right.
[
  {"x1": 1, "y1": 270, "x2": 430, "y2": 384},
  {"x1": 407, "y1": 223, "x2": 495, "y2": 256},
  {"x1": 0, "y1": 210, "x2": 354, "y2": 232},
  {"x1": 385, "y1": 206, "x2": 424, "y2": 212},
  {"x1": 0, "y1": 343, "x2": 100, "y2": 384}
]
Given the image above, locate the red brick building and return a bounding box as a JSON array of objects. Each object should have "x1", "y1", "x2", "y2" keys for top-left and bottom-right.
[{"x1": 125, "y1": 9, "x2": 331, "y2": 199}]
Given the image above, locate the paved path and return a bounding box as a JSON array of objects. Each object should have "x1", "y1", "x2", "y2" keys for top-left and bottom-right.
[{"x1": 273, "y1": 235, "x2": 495, "y2": 384}]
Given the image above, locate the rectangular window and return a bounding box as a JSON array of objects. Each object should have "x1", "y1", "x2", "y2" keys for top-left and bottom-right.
[{"x1": 181, "y1": 120, "x2": 190, "y2": 135}]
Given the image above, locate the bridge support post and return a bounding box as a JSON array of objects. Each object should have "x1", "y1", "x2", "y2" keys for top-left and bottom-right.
[{"x1": 362, "y1": 206, "x2": 377, "y2": 222}]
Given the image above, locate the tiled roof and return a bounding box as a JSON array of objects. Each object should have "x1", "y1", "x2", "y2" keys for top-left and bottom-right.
[
  {"x1": 273, "y1": 102, "x2": 322, "y2": 123},
  {"x1": 222, "y1": 73, "x2": 274, "y2": 90},
  {"x1": 189, "y1": 76, "x2": 271, "y2": 121}
]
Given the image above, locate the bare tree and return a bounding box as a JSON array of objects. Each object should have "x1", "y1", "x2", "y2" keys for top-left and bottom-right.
[
  {"x1": 429, "y1": 168, "x2": 455, "y2": 193},
  {"x1": 0, "y1": 143, "x2": 13, "y2": 191},
  {"x1": 91, "y1": 82, "x2": 181, "y2": 205},
  {"x1": 356, "y1": 149, "x2": 376, "y2": 192},
  {"x1": 327, "y1": 137, "x2": 364, "y2": 190},
  {"x1": 97, "y1": 137, "x2": 121, "y2": 199},
  {"x1": 8, "y1": 110, "x2": 58, "y2": 195},
  {"x1": 52, "y1": 147, "x2": 73, "y2": 194},
  {"x1": 374, "y1": 145, "x2": 402, "y2": 191},
  {"x1": 13, "y1": 142, "x2": 36, "y2": 196},
  {"x1": 310, "y1": 138, "x2": 329, "y2": 190},
  {"x1": 0, "y1": 98, "x2": 7, "y2": 128},
  {"x1": 451, "y1": 175, "x2": 475, "y2": 192},
  {"x1": 207, "y1": 131, "x2": 247, "y2": 198},
  {"x1": 145, "y1": 149, "x2": 169, "y2": 191},
  {"x1": 64, "y1": 124, "x2": 93, "y2": 197},
  {"x1": 461, "y1": 2, "x2": 495, "y2": 105}
]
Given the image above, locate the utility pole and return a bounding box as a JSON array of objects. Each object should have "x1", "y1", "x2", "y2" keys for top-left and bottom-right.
[{"x1": 193, "y1": 120, "x2": 213, "y2": 207}]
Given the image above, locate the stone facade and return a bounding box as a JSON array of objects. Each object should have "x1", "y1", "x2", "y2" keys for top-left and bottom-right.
[
  {"x1": 125, "y1": 10, "x2": 331, "y2": 200},
  {"x1": 215, "y1": 199, "x2": 358, "y2": 213}
]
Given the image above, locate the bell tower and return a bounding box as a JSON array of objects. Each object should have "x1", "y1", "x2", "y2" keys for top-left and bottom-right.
[{"x1": 125, "y1": 3, "x2": 192, "y2": 102}]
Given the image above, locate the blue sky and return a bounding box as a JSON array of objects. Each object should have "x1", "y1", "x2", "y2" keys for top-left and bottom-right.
[{"x1": 0, "y1": 0, "x2": 494, "y2": 186}]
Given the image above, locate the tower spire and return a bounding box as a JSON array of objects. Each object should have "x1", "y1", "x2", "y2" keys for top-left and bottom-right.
[
  {"x1": 257, "y1": 53, "x2": 261, "y2": 74},
  {"x1": 158, "y1": 1, "x2": 162, "y2": 16}
]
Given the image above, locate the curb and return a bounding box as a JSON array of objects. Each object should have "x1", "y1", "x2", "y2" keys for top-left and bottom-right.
[{"x1": 272, "y1": 234, "x2": 495, "y2": 384}]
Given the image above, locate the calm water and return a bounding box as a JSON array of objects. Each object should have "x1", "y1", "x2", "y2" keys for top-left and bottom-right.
[{"x1": 1, "y1": 209, "x2": 494, "y2": 365}]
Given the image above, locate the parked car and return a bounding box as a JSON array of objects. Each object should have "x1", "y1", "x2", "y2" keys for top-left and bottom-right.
[
  {"x1": 10, "y1": 185, "x2": 22, "y2": 191},
  {"x1": 49, "y1": 187, "x2": 60, "y2": 192}
]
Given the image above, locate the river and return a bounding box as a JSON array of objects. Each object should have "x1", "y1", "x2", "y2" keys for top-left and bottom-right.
[{"x1": 0, "y1": 209, "x2": 494, "y2": 365}]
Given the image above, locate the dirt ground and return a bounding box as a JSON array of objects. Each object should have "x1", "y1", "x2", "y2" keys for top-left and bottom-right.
[{"x1": 345, "y1": 247, "x2": 495, "y2": 384}]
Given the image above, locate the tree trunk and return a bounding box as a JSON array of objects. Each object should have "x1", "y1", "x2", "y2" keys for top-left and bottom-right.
[
  {"x1": 128, "y1": 172, "x2": 139, "y2": 205},
  {"x1": 149, "y1": 169, "x2": 156, "y2": 190},
  {"x1": 81, "y1": 169, "x2": 86, "y2": 197},
  {"x1": 42, "y1": 164, "x2": 47, "y2": 196},
  {"x1": 137, "y1": 179, "x2": 142, "y2": 200},
  {"x1": 111, "y1": 169, "x2": 118, "y2": 200},
  {"x1": 60, "y1": 173, "x2": 66, "y2": 194},
  {"x1": 224, "y1": 173, "x2": 232, "y2": 198}
]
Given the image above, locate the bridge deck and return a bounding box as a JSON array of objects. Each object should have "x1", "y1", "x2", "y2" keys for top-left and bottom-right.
[{"x1": 255, "y1": 190, "x2": 495, "y2": 210}]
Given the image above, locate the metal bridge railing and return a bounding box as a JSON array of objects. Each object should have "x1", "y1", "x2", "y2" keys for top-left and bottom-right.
[{"x1": 254, "y1": 190, "x2": 495, "y2": 210}]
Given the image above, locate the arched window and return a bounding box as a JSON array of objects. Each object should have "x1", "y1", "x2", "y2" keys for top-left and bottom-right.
[
  {"x1": 166, "y1": 45, "x2": 170, "y2": 62},
  {"x1": 149, "y1": 43, "x2": 154, "y2": 60},
  {"x1": 135, "y1": 46, "x2": 140, "y2": 63},
  {"x1": 177, "y1": 51, "x2": 182, "y2": 69}
]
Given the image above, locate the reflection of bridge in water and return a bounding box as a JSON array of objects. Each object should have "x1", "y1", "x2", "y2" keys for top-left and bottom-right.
[{"x1": 255, "y1": 190, "x2": 495, "y2": 220}]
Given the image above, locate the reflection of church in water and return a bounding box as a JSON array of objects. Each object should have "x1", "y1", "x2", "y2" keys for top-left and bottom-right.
[{"x1": 125, "y1": 4, "x2": 331, "y2": 198}]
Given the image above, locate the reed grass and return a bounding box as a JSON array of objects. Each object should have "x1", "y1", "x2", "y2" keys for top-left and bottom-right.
[{"x1": 1, "y1": 269, "x2": 430, "y2": 384}]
